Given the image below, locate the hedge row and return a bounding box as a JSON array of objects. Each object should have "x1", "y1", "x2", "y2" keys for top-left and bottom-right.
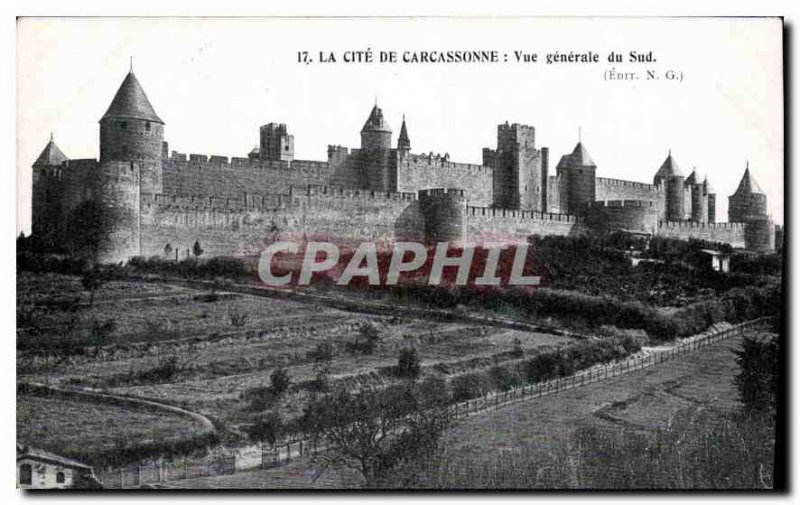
[
  {"x1": 385, "y1": 281, "x2": 781, "y2": 342},
  {"x1": 450, "y1": 336, "x2": 641, "y2": 402}
]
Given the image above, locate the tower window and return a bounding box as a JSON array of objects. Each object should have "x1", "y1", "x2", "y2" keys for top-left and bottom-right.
[
  {"x1": 56, "y1": 472, "x2": 65, "y2": 484},
  {"x1": 120, "y1": 121, "x2": 127, "y2": 130},
  {"x1": 146, "y1": 122, "x2": 151, "y2": 131}
]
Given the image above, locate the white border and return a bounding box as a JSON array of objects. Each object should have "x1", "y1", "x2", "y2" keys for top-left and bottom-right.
[{"x1": 3, "y1": 2, "x2": 797, "y2": 504}]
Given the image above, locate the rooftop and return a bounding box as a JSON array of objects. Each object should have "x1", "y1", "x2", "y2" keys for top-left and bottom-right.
[
  {"x1": 654, "y1": 151, "x2": 684, "y2": 179},
  {"x1": 361, "y1": 104, "x2": 392, "y2": 133},
  {"x1": 556, "y1": 142, "x2": 596, "y2": 169},
  {"x1": 33, "y1": 134, "x2": 68, "y2": 167},
  {"x1": 101, "y1": 71, "x2": 163, "y2": 124},
  {"x1": 733, "y1": 164, "x2": 765, "y2": 195}
]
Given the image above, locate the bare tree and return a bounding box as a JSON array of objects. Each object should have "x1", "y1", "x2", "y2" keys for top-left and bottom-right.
[{"x1": 300, "y1": 383, "x2": 452, "y2": 488}]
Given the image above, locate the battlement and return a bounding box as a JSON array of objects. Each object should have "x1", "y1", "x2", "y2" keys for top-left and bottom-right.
[
  {"x1": 467, "y1": 206, "x2": 579, "y2": 223},
  {"x1": 401, "y1": 152, "x2": 488, "y2": 173},
  {"x1": 141, "y1": 192, "x2": 287, "y2": 211},
  {"x1": 305, "y1": 184, "x2": 417, "y2": 202},
  {"x1": 419, "y1": 188, "x2": 467, "y2": 199},
  {"x1": 658, "y1": 220, "x2": 745, "y2": 230},
  {"x1": 169, "y1": 151, "x2": 335, "y2": 171},
  {"x1": 590, "y1": 199, "x2": 659, "y2": 209},
  {"x1": 327, "y1": 145, "x2": 350, "y2": 156},
  {"x1": 497, "y1": 122, "x2": 536, "y2": 137},
  {"x1": 596, "y1": 177, "x2": 661, "y2": 191}
]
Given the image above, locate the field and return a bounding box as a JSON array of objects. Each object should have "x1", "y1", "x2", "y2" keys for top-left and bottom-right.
[
  {"x1": 17, "y1": 271, "x2": 575, "y2": 447},
  {"x1": 16, "y1": 394, "x2": 208, "y2": 465},
  {"x1": 159, "y1": 330, "x2": 759, "y2": 489}
]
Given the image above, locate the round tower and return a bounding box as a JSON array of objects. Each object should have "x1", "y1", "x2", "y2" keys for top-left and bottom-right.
[
  {"x1": 556, "y1": 141, "x2": 597, "y2": 215},
  {"x1": 728, "y1": 163, "x2": 768, "y2": 222},
  {"x1": 686, "y1": 168, "x2": 707, "y2": 223},
  {"x1": 418, "y1": 188, "x2": 467, "y2": 244},
  {"x1": 704, "y1": 176, "x2": 716, "y2": 223},
  {"x1": 31, "y1": 134, "x2": 69, "y2": 247},
  {"x1": 744, "y1": 218, "x2": 776, "y2": 252},
  {"x1": 360, "y1": 103, "x2": 392, "y2": 151},
  {"x1": 93, "y1": 67, "x2": 164, "y2": 263},
  {"x1": 99, "y1": 70, "x2": 164, "y2": 162},
  {"x1": 654, "y1": 151, "x2": 685, "y2": 221},
  {"x1": 585, "y1": 200, "x2": 659, "y2": 235}
]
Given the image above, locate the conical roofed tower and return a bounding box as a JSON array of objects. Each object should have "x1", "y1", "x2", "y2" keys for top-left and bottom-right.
[
  {"x1": 397, "y1": 115, "x2": 410, "y2": 153},
  {"x1": 33, "y1": 133, "x2": 68, "y2": 167},
  {"x1": 733, "y1": 164, "x2": 765, "y2": 195},
  {"x1": 654, "y1": 151, "x2": 687, "y2": 221},
  {"x1": 360, "y1": 103, "x2": 392, "y2": 151},
  {"x1": 729, "y1": 162, "x2": 768, "y2": 222},
  {"x1": 557, "y1": 142, "x2": 597, "y2": 214},
  {"x1": 100, "y1": 69, "x2": 164, "y2": 162}
]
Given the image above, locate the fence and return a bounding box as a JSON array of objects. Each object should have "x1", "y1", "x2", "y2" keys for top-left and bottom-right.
[
  {"x1": 96, "y1": 316, "x2": 770, "y2": 488},
  {"x1": 445, "y1": 317, "x2": 771, "y2": 420}
]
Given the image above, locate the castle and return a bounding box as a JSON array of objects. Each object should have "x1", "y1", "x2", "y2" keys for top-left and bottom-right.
[{"x1": 31, "y1": 69, "x2": 777, "y2": 264}]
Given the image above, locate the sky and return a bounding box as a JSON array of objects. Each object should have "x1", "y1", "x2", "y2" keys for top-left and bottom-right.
[{"x1": 16, "y1": 17, "x2": 784, "y2": 232}]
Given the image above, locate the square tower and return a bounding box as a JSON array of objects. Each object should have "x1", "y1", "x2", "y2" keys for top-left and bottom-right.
[
  {"x1": 486, "y1": 123, "x2": 547, "y2": 211},
  {"x1": 259, "y1": 123, "x2": 294, "y2": 162}
]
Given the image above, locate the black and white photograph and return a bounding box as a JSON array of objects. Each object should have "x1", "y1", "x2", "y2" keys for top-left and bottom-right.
[{"x1": 9, "y1": 10, "x2": 791, "y2": 495}]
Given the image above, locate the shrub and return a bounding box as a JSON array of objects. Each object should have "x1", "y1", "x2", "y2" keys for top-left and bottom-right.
[
  {"x1": 89, "y1": 318, "x2": 117, "y2": 357},
  {"x1": 734, "y1": 335, "x2": 779, "y2": 414},
  {"x1": 451, "y1": 372, "x2": 492, "y2": 402},
  {"x1": 346, "y1": 323, "x2": 382, "y2": 355},
  {"x1": 247, "y1": 411, "x2": 284, "y2": 445},
  {"x1": 243, "y1": 386, "x2": 274, "y2": 411},
  {"x1": 229, "y1": 310, "x2": 249, "y2": 328},
  {"x1": 192, "y1": 240, "x2": 204, "y2": 258},
  {"x1": 418, "y1": 375, "x2": 451, "y2": 407},
  {"x1": 269, "y1": 367, "x2": 291, "y2": 398},
  {"x1": 397, "y1": 347, "x2": 422, "y2": 380},
  {"x1": 489, "y1": 366, "x2": 523, "y2": 391},
  {"x1": 511, "y1": 337, "x2": 524, "y2": 358}
]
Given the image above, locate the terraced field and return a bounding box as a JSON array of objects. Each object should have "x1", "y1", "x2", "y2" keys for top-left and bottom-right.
[
  {"x1": 17, "y1": 272, "x2": 575, "y2": 443},
  {"x1": 17, "y1": 394, "x2": 208, "y2": 464},
  {"x1": 162, "y1": 331, "x2": 756, "y2": 489}
]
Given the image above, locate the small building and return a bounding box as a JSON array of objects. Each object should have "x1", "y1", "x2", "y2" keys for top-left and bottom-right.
[
  {"x1": 699, "y1": 249, "x2": 730, "y2": 273},
  {"x1": 17, "y1": 444, "x2": 101, "y2": 489}
]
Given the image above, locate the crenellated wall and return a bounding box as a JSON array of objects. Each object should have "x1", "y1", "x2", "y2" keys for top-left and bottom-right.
[
  {"x1": 139, "y1": 185, "x2": 425, "y2": 259},
  {"x1": 595, "y1": 177, "x2": 665, "y2": 218},
  {"x1": 162, "y1": 153, "x2": 333, "y2": 197},
  {"x1": 397, "y1": 153, "x2": 493, "y2": 207},
  {"x1": 466, "y1": 205, "x2": 586, "y2": 246},
  {"x1": 656, "y1": 220, "x2": 746, "y2": 248},
  {"x1": 586, "y1": 200, "x2": 660, "y2": 234}
]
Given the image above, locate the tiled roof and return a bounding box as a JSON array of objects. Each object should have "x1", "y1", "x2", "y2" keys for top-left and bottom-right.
[
  {"x1": 33, "y1": 136, "x2": 68, "y2": 167},
  {"x1": 733, "y1": 165, "x2": 765, "y2": 195},
  {"x1": 101, "y1": 72, "x2": 163, "y2": 124},
  {"x1": 361, "y1": 104, "x2": 392, "y2": 133},
  {"x1": 398, "y1": 117, "x2": 410, "y2": 143},
  {"x1": 654, "y1": 152, "x2": 684, "y2": 179},
  {"x1": 685, "y1": 168, "x2": 699, "y2": 185},
  {"x1": 556, "y1": 142, "x2": 596, "y2": 169},
  {"x1": 17, "y1": 444, "x2": 93, "y2": 470}
]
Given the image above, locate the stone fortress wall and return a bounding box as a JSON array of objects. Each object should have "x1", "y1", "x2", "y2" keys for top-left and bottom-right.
[{"x1": 30, "y1": 69, "x2": 777, "y2": 264}]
